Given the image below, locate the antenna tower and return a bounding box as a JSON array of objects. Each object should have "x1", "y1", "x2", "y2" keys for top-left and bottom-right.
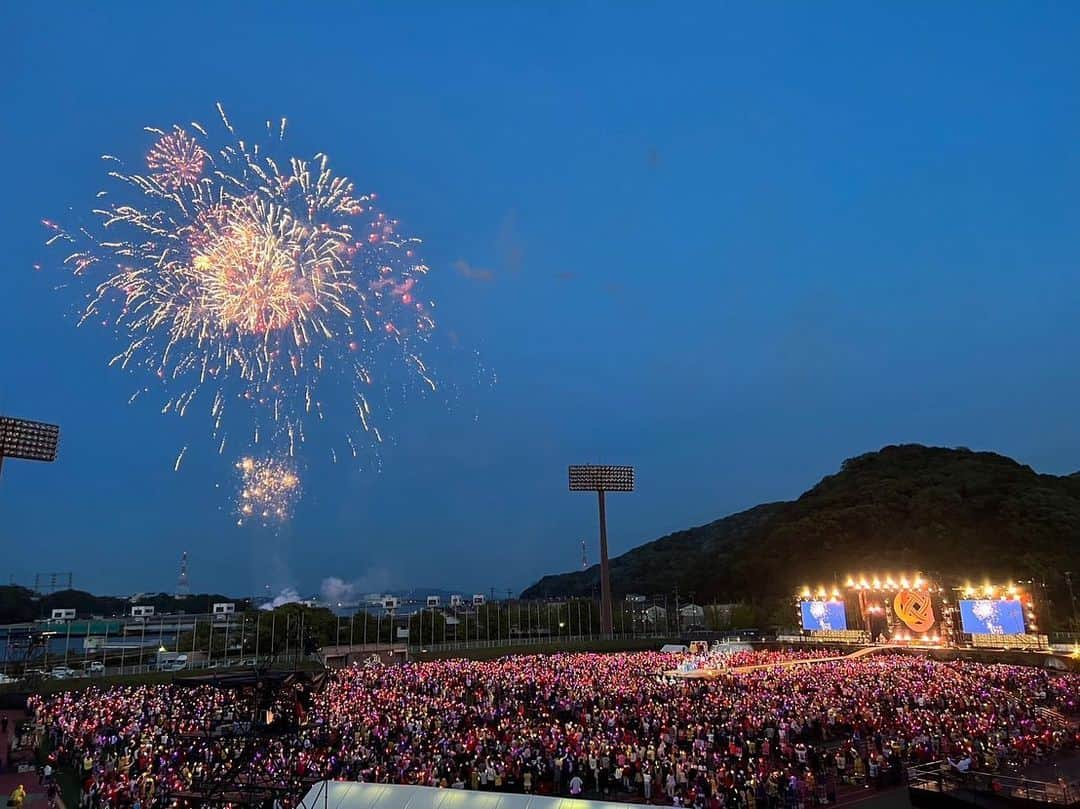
[{"x1": 176, "y1": 551, "x2": 190, "y2": 597}]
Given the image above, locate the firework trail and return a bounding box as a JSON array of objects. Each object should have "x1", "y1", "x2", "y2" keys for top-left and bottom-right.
[{"x1": 47, "y1": 105, "x2": 438, "y2": 518}]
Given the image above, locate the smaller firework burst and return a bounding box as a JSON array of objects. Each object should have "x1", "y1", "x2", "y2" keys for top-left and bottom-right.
[
  {"x1": 235, "y1": 456, "x2": 301, "y2": 526},
  {"x1": 146, "y1": 127, "x2": 207, "y2": 189}
]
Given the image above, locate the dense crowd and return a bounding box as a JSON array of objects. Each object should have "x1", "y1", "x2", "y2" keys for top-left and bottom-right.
[{"x1": 29, "y1": 651, "x2": 1080, "y2": 809}]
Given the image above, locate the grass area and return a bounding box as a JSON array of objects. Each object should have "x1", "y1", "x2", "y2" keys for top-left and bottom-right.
[{"x1": 0, "y1": 644, "x2": 674, "y2": 694}]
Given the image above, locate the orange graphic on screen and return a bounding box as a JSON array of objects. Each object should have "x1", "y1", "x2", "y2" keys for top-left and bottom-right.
[{"x1": 894, "y1": 589, "x2": 935, "y2": 632}]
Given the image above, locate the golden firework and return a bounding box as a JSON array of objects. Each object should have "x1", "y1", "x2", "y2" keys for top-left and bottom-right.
[
  {"x1": 189, "y1": 198, "x2": 349, "y2": 339},
  {"x1": 50, "y1": 105, "x2": 441, "y2": 521},
  {"x1": 236, "y1": 456, "x2": 301, "y2": 525}
]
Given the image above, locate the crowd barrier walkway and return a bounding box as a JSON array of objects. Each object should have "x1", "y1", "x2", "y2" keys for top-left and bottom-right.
[{"x1": 665, "y1": 644, "x2": 897, "y2": 679}]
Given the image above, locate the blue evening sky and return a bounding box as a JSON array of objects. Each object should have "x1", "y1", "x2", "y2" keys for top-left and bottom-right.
[{"x1": 2, "y1": 3, "x2": 1079, "y2": 599}]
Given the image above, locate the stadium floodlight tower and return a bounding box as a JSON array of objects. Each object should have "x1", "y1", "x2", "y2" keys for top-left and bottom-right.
[
  {"x1": 569, "y1": 464, "x2": 634, "y2": 638},
  {"x1": 0, "y1": 416, "x2": 60, "y2": 479}
]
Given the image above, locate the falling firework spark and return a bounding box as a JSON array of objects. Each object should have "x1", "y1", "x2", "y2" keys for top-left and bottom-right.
[
  {"x1": 235, "y1": 456, "x2": 301, "y2": 525},
  {"x1": 49, "y1": 105, "x2": 439, "y2": 517}
]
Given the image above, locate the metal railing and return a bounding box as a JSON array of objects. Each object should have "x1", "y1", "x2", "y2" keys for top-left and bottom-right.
[
  {"x1": 409, "y1": 629, "x2": 676, "y2": 653},
  {"x1": 908, "y1": 761, "x2": 1079, "y2": 806}
]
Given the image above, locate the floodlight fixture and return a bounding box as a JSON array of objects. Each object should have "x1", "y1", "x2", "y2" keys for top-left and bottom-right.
[
  {"x1": 568, "y1": 464, "x2": 634, "y2": 492},
  {"x1": 568, "y1": 464, "x2": 635, "y2": 637},
  {"x1": 0, "y1": 416, "x2": 60, "y2": 477}
]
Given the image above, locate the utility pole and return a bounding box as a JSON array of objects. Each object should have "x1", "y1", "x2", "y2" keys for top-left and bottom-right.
[
  {"x1": 675, "y1": 586, "x2": 680, "y2": 634},
  {"x1": 1065, "y1": 572, "x2": 1079, "y2": 630}
]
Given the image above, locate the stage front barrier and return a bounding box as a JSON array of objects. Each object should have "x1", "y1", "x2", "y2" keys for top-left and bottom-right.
[
  {"x1": 970, "y1": 633, "x2": 1049, "y2": 651},
  {"x1": 908, "y1": 761, "x2": 1079, "y2": 808},
  {"x1": 807, "y1": 629, "x2": 870, "y2": 644}
]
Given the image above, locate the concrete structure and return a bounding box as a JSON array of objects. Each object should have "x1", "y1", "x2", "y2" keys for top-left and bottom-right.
[{"x1": 319, "y1": 644, "x2": 408, "y2": 668}]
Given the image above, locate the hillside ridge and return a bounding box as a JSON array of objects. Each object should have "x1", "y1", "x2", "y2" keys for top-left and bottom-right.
[{"x1": 521, "y1": 444, "x2": 1080, "y2": 614}]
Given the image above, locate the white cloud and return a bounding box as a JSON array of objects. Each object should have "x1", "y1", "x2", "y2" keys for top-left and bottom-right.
[{"x1": 260, "y1": 587, "x2": 302, "y2": 610}]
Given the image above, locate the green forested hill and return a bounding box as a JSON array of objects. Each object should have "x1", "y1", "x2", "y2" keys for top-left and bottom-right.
[{"x1": 522, "y1": 445, "x2": 1080, "y2": 621}]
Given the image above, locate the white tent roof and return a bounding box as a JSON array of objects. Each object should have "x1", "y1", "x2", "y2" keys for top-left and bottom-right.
[{"x1": 302, "y1": 781, "x2": 642, "y2": 809}]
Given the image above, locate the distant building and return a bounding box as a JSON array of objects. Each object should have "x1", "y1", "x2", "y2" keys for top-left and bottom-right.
[
  {"x1": 644, "y1": 605, "x2": 667, "y2": 624},
  {"x1": 679, "y1": 604, "x2": 705, "y2": 628}
]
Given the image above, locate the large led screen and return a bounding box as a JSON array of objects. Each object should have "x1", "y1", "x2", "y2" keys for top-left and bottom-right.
[
  {"x1": 959, "y1": 599, "x2": 1025, "y2": 635},
  {"x1": 800, "y1": 600, "x2": 847, "y2": 631}
]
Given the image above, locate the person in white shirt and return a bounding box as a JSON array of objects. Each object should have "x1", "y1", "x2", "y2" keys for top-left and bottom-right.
[
  {"x1": 570, "y1": 774, "x2": 584, "y2": 796},
  {"x1": 949, "y1": 755, "x2": 972, "y2": 773}
]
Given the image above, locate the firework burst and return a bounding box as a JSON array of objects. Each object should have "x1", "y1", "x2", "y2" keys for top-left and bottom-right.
[
  {"x1": 49, "y1": 104, "x2": 439, "y2": 517},
  {"x1": 235, "y1": 456, "x2": 301, "y2": 525},
  {"x1": 146, "y1": 127, "x2": 207, "y2": 190}
]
